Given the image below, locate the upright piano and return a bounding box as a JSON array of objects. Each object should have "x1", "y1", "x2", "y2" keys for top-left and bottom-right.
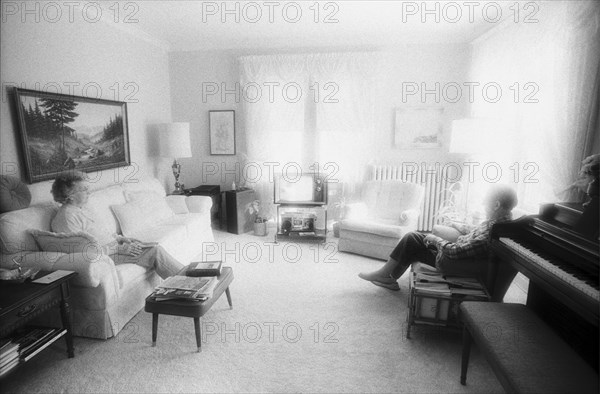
[{"x1": 488, "y1": 202, "x2": 599, "y2": 371}]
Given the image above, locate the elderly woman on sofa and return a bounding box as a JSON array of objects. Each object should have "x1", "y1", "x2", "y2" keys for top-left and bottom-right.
[{"x1": 50, "y1": 171, "x2": 182, "y2": 278}]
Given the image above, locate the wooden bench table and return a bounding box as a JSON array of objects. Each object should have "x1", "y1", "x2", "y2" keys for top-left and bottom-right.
[
  {"x1": 144, "y1": 267, "x2": 233, "y2": 352},
  {"x1": 459, "y1": 302, "x2": 598, "y2": 393}
]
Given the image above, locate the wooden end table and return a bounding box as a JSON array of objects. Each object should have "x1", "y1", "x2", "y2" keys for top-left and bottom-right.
[
  {"x1": 0, "y1": 271, "x2": 77, "y2": 378},
  {"x1": 144, "y1": 267, "x2": 233, "y2": 352}
]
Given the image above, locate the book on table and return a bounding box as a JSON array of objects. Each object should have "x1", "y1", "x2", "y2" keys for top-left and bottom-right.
[{"x1": 186, "y1": 261, "x2": 222, "y2": 277}]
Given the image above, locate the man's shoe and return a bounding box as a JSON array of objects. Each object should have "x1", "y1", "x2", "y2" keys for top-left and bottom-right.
[
  {"x1": 358, "y1": 271, "x2": 396, "y2": 283},
  {"x1": 371, "y1": 280, "x2": 400, "y2": 291}
]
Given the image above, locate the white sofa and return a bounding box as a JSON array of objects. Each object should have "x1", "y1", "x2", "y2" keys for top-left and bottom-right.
[
  {"x1": 0, "y1": 178, "x2": 214, "y2": 339},
  {"x1": 338, "y1": 180, "x2": 424, "y2": 260}
]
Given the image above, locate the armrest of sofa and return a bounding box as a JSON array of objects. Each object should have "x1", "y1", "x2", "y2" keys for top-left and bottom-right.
[
  {"x1": 344, "y1": 202, "x2": 368, "y2": 220},
  {"x1": 185, "y1": 195, "x2": 212, "y2": 214},
  {"x1": 165, "y1": 195, "x2": 190, "y2": 214},
  {"x1": 12, "y1": 251, "x2": 119, "y2": 291}
]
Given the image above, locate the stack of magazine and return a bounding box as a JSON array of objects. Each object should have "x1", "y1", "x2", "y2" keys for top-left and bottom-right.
[
  {"x1": 413, "y1": 263, "x2": 486, "y2": 297},
  {"x1": 0, "y1": 338, "x2": 19, "y2": 378},
  {"x1": 0, "y1": 326, "x2": 65, "y2": 377},
  {"x1": 151, "y1": 275, "x2": 218, "y2": 302}
]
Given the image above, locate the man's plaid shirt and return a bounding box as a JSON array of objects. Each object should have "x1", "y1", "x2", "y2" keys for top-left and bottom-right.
[{"x1": 434, "y1": 213, "x2": 513, "y2": 261}]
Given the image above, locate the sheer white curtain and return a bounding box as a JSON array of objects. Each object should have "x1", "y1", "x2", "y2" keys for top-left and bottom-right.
[
  {"x1": 469, "y1": 0, "x2": 600, "y2": 212},
  {"x1": 310, "y1": 53, "x2": 378, "y2": 183},
  {"x1": 239, "y1": 53, "x2": 379, "y2": 206}
]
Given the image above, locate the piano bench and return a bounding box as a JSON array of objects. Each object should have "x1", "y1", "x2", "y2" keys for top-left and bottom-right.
[{"x1": 459, "y1": 302, "x2": 598, "y2": 394}]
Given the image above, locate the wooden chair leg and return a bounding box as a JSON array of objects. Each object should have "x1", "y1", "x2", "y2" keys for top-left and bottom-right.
[
  {"x1": 194, "y1": 317, "x2": 202, "y2": 353},
  {"x1": 152, "y1": 313, "x2": 158, "y2": 347},
  {"x1": 461, "y1": 326, "x2": 472, "y2": 385},
  {"x1": 225, "y1": 287, "x2": 233, "y2": 309}
]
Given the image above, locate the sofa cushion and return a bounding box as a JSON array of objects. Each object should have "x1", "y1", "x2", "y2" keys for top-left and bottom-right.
[
  {"x1": 125, "y1": 191, "x2": 174, "y2": 219},
  {"x1": 0, "y1": 204, "x2": 58, "y2": 253},
  {"x1": 122, "y1": 178, "x2": 166, "y2": 198},
  {"x1": 162, "y1": 213, "x2": 208, "y2": 237},
  {"x1": 363, "y1": 181, "x2": 424, "y2": 222},
  {"x1": 86, "y1": 185, "x2": 126, "y2": 235},
  {"x1": 111, "y1": 196, "x2": 173, "y2": 237},
  {"x1": 340, "y1": 219, "x2": 406, "y2": 238},
  {"x1": 29, "y1": 230, "x2": 101, "y2": 255}
]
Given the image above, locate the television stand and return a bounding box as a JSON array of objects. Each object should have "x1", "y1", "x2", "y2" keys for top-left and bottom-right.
[{"x1": 275, "y1": 204, "x2": 327, "y2": 243}]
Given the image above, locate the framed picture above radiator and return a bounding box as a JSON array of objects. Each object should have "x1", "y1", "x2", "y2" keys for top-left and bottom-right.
[
  {"x1": 394, "y1": 107, "x2": 444, "y2": 149},
  {"x1": 13, "y1": 88, "x2": 130, "y2": 183}
]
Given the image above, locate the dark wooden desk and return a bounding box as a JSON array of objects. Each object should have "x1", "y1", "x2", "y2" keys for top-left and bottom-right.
[{"x1": 0, "y1": 271, "x2": 77, "y2": 377}]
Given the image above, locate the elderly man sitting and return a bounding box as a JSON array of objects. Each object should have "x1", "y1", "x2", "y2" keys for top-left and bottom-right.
[{"x1": 358, "y1": 184, "x2": 518, "y2": 291}]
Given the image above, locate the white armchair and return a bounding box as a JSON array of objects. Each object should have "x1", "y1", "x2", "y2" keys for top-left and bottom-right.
[{"x1": 338, "y1": 180, "x2": 424, "y2": 260}]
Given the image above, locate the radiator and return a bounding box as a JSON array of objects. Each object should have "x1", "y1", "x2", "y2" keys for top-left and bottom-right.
[{"x1": 370, "y1": 164, "x2": 455, "y2": 232}]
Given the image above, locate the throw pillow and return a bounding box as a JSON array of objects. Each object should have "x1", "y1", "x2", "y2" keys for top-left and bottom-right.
[
  {"x1": 124, "y1": 191, "x2": 174, "y2": 219},
  {"x1": 29, "y1": 230, "x2": 102, "y2": 255},
  {"x1": 0, "y1": 175, "x2": 32, "y2": 213},
  {"x1": 111, "y1": 196, "x2": 173, "y2": 237},
  {"x1": 110, "y1": 201, "x2": 147, "y2": 237},
  {"x1": 86, "y1": 185, "x2": 127, "y2": 235}
]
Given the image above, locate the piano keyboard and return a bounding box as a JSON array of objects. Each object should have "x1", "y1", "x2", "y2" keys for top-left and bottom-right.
[{"x1": 499, "y1": 237, "x2": 600, "y2": 301}]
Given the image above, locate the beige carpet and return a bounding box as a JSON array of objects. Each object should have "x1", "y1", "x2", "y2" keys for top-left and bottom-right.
[{"x1": 4, "y1": 230, "x2": 502, "y2": 393}]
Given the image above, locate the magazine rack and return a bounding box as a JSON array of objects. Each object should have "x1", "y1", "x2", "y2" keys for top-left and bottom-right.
[{"x1": 406, "y1": 264, "x2": 490, "y2": 339}]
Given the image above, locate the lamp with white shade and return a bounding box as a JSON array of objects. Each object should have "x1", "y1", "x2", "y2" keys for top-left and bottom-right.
[{"x1": 158, "y1": 122, "x2": 192, "y2": 195}]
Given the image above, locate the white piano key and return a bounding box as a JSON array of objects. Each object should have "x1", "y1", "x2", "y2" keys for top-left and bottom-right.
[{"x1": 499, "y1": 237, "x2": 599, "y2": 301}]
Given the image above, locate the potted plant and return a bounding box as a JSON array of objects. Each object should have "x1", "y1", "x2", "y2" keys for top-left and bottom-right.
[
  {"x1": 253, "y1": 216, "x2": 269, "y2": 236},
  {"x1": 246, "y1": 199, "x2": 270, "y2": 236}
]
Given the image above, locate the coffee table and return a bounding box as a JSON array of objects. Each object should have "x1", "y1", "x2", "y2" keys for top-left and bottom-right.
[{"x1": 144, "y1": 266, "x2": 233, "y2": 352}]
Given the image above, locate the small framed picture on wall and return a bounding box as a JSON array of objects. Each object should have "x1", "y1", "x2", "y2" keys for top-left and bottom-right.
[
  {"x1": 209, "y1": 110, "x2": 236, "y2": 155},
  {"x1": 394, "y1": 107, "x2": 444, "y2": 149}
]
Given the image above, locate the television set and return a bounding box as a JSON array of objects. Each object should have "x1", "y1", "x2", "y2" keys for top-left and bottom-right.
[{"x1": 274, "y1": 173, "x2": 327, "y2": 205}]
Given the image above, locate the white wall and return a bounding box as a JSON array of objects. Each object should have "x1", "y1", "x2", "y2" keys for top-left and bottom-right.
[
  {"x1": 167, "y1": 44, "x2": 471, "y2": 192},
  {"x1": 0, "y1": 15, "x2": 172, "y2": 204},
  {"x1": 377, "y1": 44, "x2": 471, "y2": 165},
  {"x1": 169, "y1": 51, "x2": 242, "y2": 191}
]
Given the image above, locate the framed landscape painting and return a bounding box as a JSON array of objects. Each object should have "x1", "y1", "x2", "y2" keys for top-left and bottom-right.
[
  {"x1": 14, "y1": 88, "x2": 130, "y2": 183},
  {"x1": 209, "y1": 110, "x2": 236, "y2": 155}
]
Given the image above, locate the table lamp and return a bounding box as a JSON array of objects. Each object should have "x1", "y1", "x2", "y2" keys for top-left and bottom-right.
[{"x1": 158, "y1": 123, "x2": 192, "y2": 194}]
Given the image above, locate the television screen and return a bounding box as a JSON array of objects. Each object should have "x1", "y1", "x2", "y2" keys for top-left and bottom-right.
[{"x1": 274, "y1": 173, "x2": 326, "y2": 205}]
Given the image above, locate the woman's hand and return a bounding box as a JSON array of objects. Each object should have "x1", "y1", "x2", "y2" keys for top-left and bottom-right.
[{"x1": 117, "y1": 242, "x2": 142, "y2": 257}]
